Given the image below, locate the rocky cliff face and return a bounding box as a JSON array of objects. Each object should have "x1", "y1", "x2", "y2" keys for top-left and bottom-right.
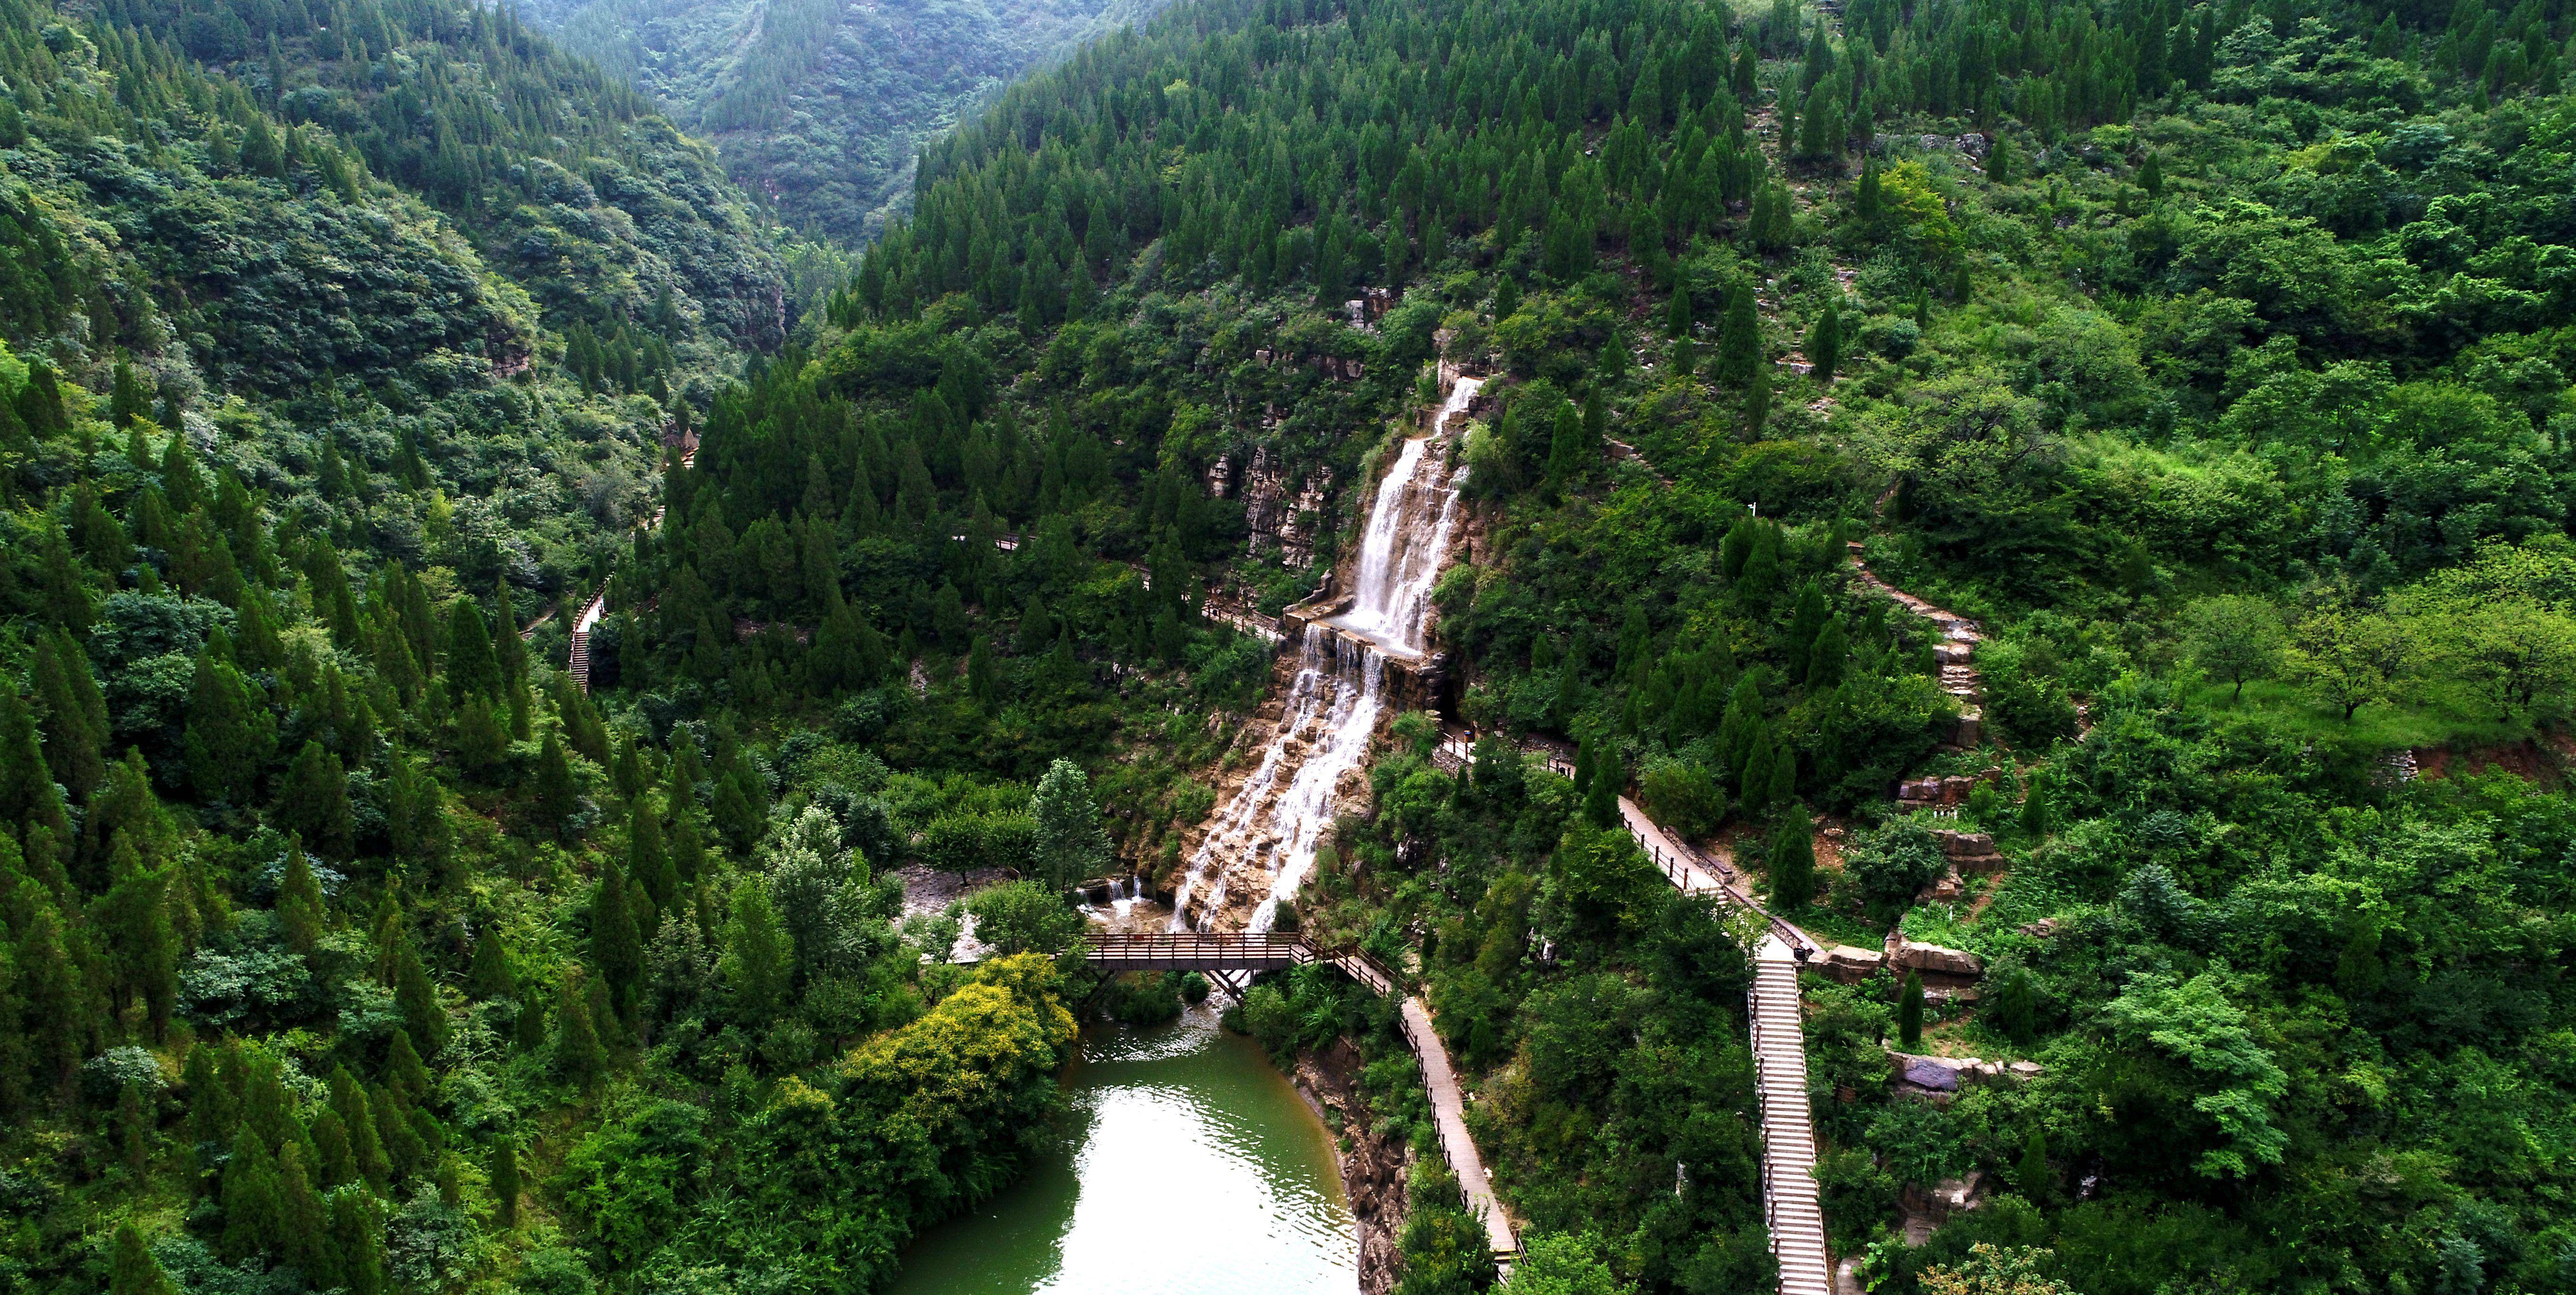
[
  {"x1": 1209, "y1": 445, "x2": 1333, "y2": 567},
  {"x1": 1295, "y1": 1039, "x2": 1410, "y2": 1295}
]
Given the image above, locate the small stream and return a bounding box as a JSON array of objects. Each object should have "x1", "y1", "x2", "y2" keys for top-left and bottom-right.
[{"x1": 884, "y1": 1008, "x2": 1358, "y2": 1295}]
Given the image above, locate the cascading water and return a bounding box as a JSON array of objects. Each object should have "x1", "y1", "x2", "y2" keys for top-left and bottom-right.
[{"x1": 1173, "y1": 375, "x2": 1483, "y2": 934}]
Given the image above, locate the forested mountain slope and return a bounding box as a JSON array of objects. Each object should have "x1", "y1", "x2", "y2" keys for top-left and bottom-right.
[
  {"x1": 7, "y1": 0, "x2": 2576, "y2": 1291},
  {"x1": 516, "y1": 0, "x2": 1169, "y2": 242}
]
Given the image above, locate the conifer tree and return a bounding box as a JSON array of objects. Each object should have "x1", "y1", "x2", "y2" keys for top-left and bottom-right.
[
  {"x1": 553, "y1": 975, "x2": 607, "y2": 1089},
  {"x1": 1808, "y1": 619, "x2": 1850, "y2": 688},
  {"x1": 311, "y1": 1106, "x2": 359, "y2": 1187},
  {"x1": 530, "y1": 730, "x2": 579, "y2": 842},
  {"x1": 330, "y1": 1067, "x2": 391, "y2": 1189},
  {"x1": 720, "y1": 880, "x2": 791, "y2": 1026},
  {"x1": 280, "y1": 742, "x2": 353, "y2": 858},
  {"x1": 185, "y1": 644, "x2": 273, "y2": 806},
  {"x1": 329, "y1": 1188, "x2": 387, "y2": 1295},
  {"x1": 31, "y1": 628, "x2": 107, "y2": 803},
  {"x1": 668, "y1": 808, "x2": 708, "y2": 884},
  {"x1": 1032, "y1": 759, "x2": 1109, "y2": 890},
  {"x1": 491, "y1": 1142, "x2": 522, "y2": 1227},
  {"x1": 1716, "y1": 281, "x2": 1761, "y2": 387},
  {"x1": 385, "y1": 1029, "x2": 435, "y2": 1105},
  {"x1": 279, "y1": 1142, "x2": 335, "y2": 1287},
  {"x1": 1767, "y1": 807, "x2": 1816, "y2": 909},
  {"x1": 1545, "y1": 398, "x2": 1592, "y2": 491},
  {"x1": 1898, "y1": 970, "x2": 1926, "y2": 1045},
  {"x1": 1805, "y1": 302, "x2": 1842, "y2": 379},
  {"x1": 393, "y1": 937, "x2": 448, "y2": 1055},
  {"x1": 2139, "y1": 151, "x2": 2163, "y2": 200},
  {"x1": 109, "y1": 1224, "x2": 178, "y2": 1295},
  {"x1": 2020, "y1": 777, "x2": 2052, "y2": 838},
  {"x1": 592, "y1": 864, "x2": 644, "y2": 1021},
  {"x1": 442, "y1": 599, "x2": 502, "y2": 700},
  {"x1": 1857, "y1": 156, "x2": 1884, "y2": 224},
  {"x1": 0, "y1": 687, "x2": 70, "y2": 844},
  {"x1": 219, "y1": 1126, "x2": 284, "y2": 1261},
  {"x1": 1664, "y1": 286, "x2": 1691, "y2": 339},
  {"x1": 278, "y1": 848, "x2": 325, "y2": 956},
  {"x1": 1584, "y1": 746, "x2": 1623, "y2": 828}
]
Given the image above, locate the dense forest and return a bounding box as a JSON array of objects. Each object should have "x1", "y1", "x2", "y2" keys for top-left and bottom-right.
[
  {"x1": 518, "y1": 0, "x2": 1170, "y2": 243},
  {"x1": 7, "y1": 0, "x2": 2576, "y2": 1288}
]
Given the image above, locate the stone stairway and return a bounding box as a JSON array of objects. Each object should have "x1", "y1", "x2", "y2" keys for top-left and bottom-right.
[{"x1": 1751, "y1": 936, "x2": 1833, "y2": 1295}]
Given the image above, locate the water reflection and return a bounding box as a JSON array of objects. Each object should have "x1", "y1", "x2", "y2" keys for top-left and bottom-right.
[{"x1": 885, "y1": 1007, "x2": 1357, "y2": 1295}]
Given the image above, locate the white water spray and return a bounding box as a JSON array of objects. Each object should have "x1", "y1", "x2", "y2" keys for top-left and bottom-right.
[{"x1": 1172, "y1": 376, "x2": 1482, "y2": 933}]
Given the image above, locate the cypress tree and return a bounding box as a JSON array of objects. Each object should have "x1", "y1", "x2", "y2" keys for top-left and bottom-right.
[
  {"x1": 442, "y1": 599, "x2": 502, "y2": 700},
  {"x1": 515, "y1": 984, "x2": 548, "y2": 1052},
  {"x1": 329, "y1": 1067, "x2": 390, "y2": 1189},
  {"x1": 2139, "y1": 151, "x2": 2163, "y2": 200},
  {"x1": 1805, "y1": 302, "x2": 1841, "y2": 379},
  {"x1": 2020, "y1": 777, "x2": 2052, "y2": 838},
  {"x1": 1584, "y1": 746, "x2": 1623, "y2": 828},
  {"x1": 1, "y1": 689, "x2": 72, "y2": 842},
  {"x1": 554, "y1": 978, "x2": 607, "y2": 1091},
  {"x1": 1716, "y1": 281, "x2": 1761, "y2": 386},
  {"x1": 1857, "y1": 156, "x2": 1883, "y2": 223},
  {"x1": 1898, "y1": 969, "x2": 1925, "y2": 1045},
  {"x1": 185, "y1": 646, "x2": 273, "y2": 806},
  {"x1": 491, "y1": 1142, "x2": 522, "y2": 1227},
  {"x1": 529, "y1": 730, "x2": 578, "y2": 842},
  {"x1": 385, "y1": 1029, "x2": 434, "y2": 1106},
  {"x1": 1664, "y1": 286, "x2": 1691, "y2": 339},
  {"x1": 2013, "y1": 1126, "x2": 2052, "y2": 1202},
  {"x1": 1743, "y1": 353, "x2": 1772, "y2": 437},
  {"x1": 278, "y1": 848, "x2": 324, "y2": 956},
  {"x1": 393, "y1": 939, "x2": 448, "y2": 1056},
  {"x1": 1768, "y1": 808, "x2": 1816, "y2": 909},
  {"x1": 1737, "y1": 724, "x2": 1777, "y2": 818},
  {"x1": 310, "y1": 1106, "x2": 359, "y2": 1187},
  {"x1": 109, "y1": 1224, "x2": 179, "y2": 1295},
  {"x1": 19, "y1": 905, "x2": 83, "y2": 1091},
  {"x1": 118, "y1": 1081, "x2": 151, "y2": 1177},
  {"x1": 1545, "y1": 398, "x2": 1591, "y2": 490},
  {"x1": 1986, "y1": 133, "x2": 2015, "y2": 185},
  {"x1": 32, "y1": 628, "x2": 107, "y2": 803},
  {"x1": 1786, "y1": 579, "x2": 1830, "y2": 659},
  {"x1": 592, "y1": 864, "x2": 644, "y2": 1020},
  {"x1": 720, "y1": 881, "x2": 792, "y2": 1027},
  {"x1": 280, "y1": 742, "x2": 353, "y2": 858},
  {"x1": 278, "y1": 1142, "x2": 335, "y2": 1287},
  {"x1": 329, "y1": 1188, "x2": 387, "y2": 1295},
  {"x1": 465, "y1": 933, "x2": 515, "y2": 1002},
  {"x1": 184, "y1": 1044, "x2": 233, "y2": 1167},
  {"x1": 219, "y1": 1126, "x2": 283, "y2": 1262},
  {"x1": 1808, "y1": 619, "x2": 1849, "y2": 688},
  {"x1": 1770, "y1": 741, "x2": 1798, "y2": 811}
]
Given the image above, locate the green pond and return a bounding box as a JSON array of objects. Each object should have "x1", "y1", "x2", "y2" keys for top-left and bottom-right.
[{"x1": 884, "y1": 1008, "x2": 1359, "y2": 1295}]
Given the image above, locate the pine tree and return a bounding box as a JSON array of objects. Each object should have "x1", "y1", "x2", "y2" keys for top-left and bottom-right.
[
  {"x1": 1767, "y1": 808, "x2": 1816, "y2": 909},
  {"x1": 109, "y1": 1224, "x2": 178, "y2": 1295},
  {"x1": 1664, "y1": 287, "x2": 1691, "y2": 339},
  {"x1": 2139, "y1": 151, "x2": 2163, "y2": 200},
  {"x1": 311, "y1": 1106, "x2": 359, "y2": 1187},
  {"x1": 118, "y1": 1082, "x2": 151, "y2": 1177},
  {"x1": 668, "y1": 808, "x2": 708, "y2": 884},
  {"x1": 1544, "y1": 398, "x2": 1590, "y2": 491},
  {"x1": 1898, "y1": 969, "x2": 1925, "y2": 1045},
  {"x1": 1986, "y1": 133, "x2": 2015, "y2": 185},
  {"x1": 1856, "y1": 156, "x2": 1884, "y2": 224}
]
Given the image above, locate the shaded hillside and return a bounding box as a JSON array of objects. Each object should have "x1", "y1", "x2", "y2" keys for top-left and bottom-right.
[{"x1": 520, "y1": 0, "x2": 1168, "y2": 242}]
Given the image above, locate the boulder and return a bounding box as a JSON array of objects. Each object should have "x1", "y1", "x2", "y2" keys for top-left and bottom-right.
[
  {"x1": 1930, "y1": 830, "x2": 1996, "y2": 858},
  {"x1": 1892, "y1": 938, "x2": 1985, "y2": 979},
  {"x1": 1816, "y1": 944, "x2": 1886, "y2": 983},
  {"x1": 1915, "y1": 864, "x2": 1965, "y2": 905},
  {"x1": 1894, "y1": 1054, "x2": 1960, "y2": 1092}
]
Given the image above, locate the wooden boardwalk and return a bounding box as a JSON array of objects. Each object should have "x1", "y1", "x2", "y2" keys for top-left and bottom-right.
[{"x1": 1081, "y1": 933, "x2": 1515, "y2": 1262}]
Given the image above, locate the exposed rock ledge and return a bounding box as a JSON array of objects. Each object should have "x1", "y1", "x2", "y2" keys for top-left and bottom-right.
[{"x1": 1294, "y1": 1038, "x2": 1411, "y2": 1295}]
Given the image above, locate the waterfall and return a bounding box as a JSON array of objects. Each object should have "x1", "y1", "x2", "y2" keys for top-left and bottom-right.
[{"x1": 1172, "y1": 376, "x2": 1482, "y2": 934}]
